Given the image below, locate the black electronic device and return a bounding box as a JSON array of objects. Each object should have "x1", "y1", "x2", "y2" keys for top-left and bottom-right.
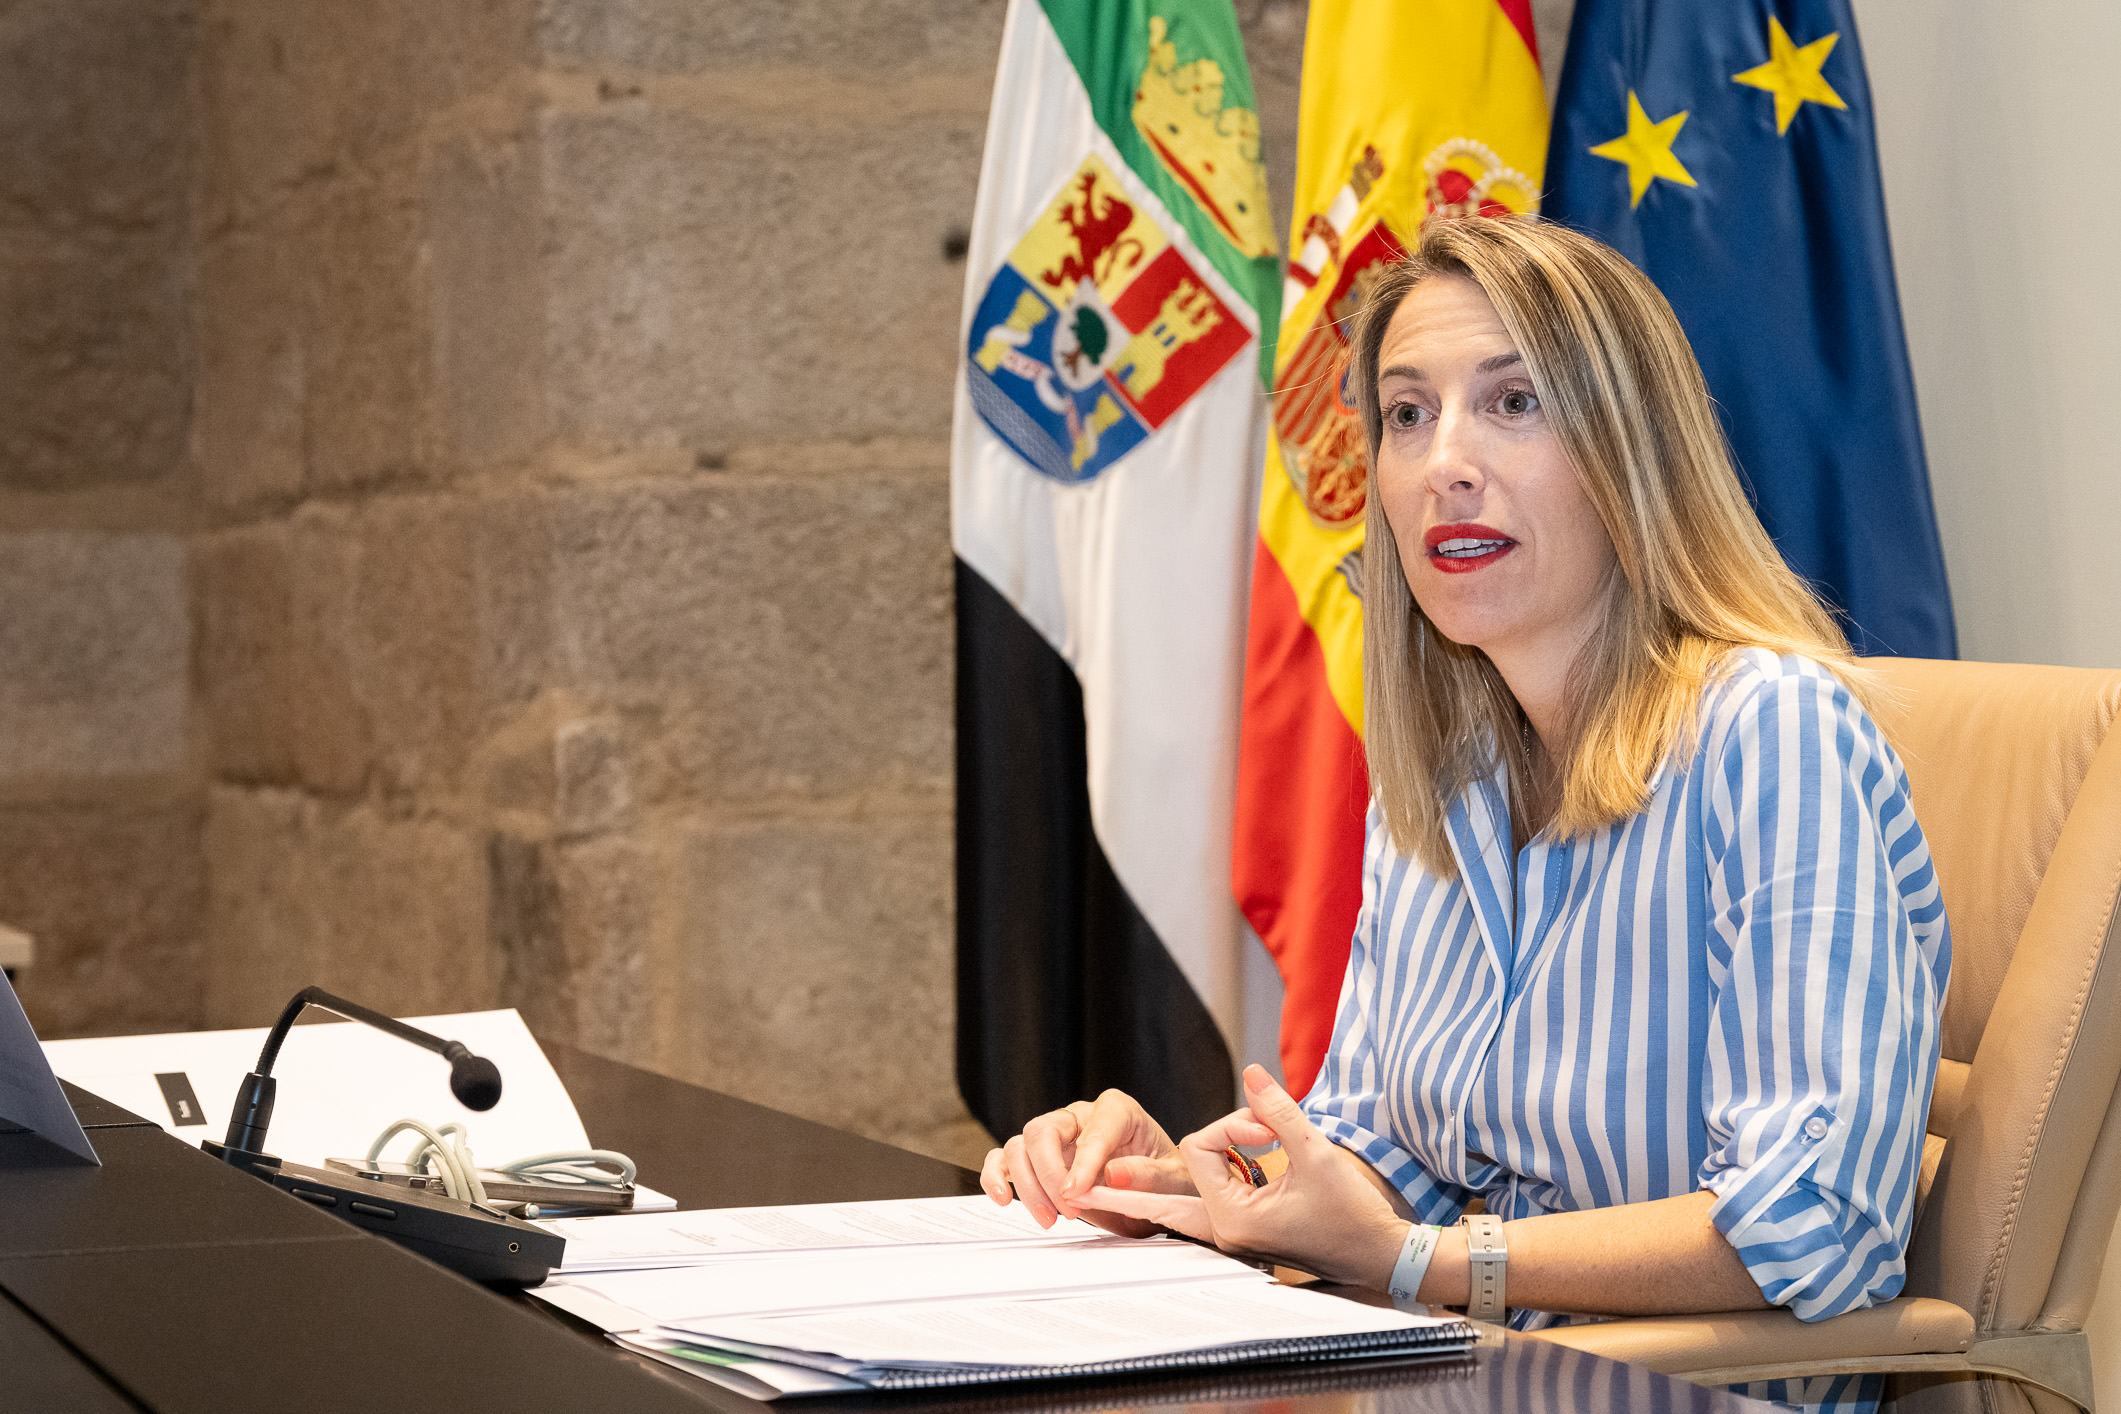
[
  {"x1": 265, "y1": 1158, "x2": 563, "y2": 1284},
  {"x1": 203, "y1": 986, "x2": 564, "y2": 1286}
]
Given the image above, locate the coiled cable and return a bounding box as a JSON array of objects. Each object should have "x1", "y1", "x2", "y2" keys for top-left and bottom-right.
[{"x1": 367, "y1": 1119, "x2": 637, "y2": 1215}]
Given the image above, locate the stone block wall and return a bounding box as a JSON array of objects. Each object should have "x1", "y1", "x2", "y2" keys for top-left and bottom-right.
[
  {"x1": 184, "y1": 0, "x2": 1002, "y2": 1162},
  {"x1": 0, "y1": 0, "x2": 203, "y2": 1039},
  {"x1": 3, "y1": 0, "x2": 1342, "y2": 1168},
  {"x1": 175, "y1": 0, "x2": 1320, "y2": 1168}
]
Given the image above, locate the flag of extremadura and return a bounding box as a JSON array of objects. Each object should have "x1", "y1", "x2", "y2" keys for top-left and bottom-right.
[{"x1": 953, "y1": 0, "x2": 1281, "y2": 1140}]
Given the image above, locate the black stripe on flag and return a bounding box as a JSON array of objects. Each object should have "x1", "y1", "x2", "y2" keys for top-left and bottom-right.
[{"x1": 955, "y1": 558, "x2": 1235, "y2": 1144}]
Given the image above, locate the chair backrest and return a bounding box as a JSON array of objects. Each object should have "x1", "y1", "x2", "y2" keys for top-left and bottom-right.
[{"x1": 1867, "y1": 658, "x2": 2121, "y2": 1337}]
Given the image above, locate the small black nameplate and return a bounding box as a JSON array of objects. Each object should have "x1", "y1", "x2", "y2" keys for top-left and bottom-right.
[{"x1": 154, "y1": 1071, "x2": 206, "y2": 1127}]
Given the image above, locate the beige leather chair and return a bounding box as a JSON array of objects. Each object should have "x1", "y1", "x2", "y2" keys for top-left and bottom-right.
[{"x1": 1524, "y1": 659, "x2": 2121, "y2": 1413}]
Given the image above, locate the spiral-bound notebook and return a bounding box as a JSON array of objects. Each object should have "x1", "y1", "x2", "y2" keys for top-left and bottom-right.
[
  {"x1": 531, "y1": 1196, "x2": 1474, "y2": 1400},
  {"x1": 617, "y1": 1286, "x2": 1474, "y2": 1397}
]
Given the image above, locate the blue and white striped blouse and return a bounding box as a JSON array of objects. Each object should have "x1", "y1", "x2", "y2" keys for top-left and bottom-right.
[{"x1": 1303, "y1": 651, "x2": 1950, "y2": 1351}]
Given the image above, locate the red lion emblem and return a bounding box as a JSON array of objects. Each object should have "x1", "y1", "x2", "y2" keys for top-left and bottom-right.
[{"x1": 1040, "y1": 170, "x2": 1143, "y2": 291}]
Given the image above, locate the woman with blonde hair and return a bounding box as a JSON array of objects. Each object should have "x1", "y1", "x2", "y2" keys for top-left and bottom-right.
[{"x1": 982, "y1": 215, "x2": 1948, "y2": 1412}]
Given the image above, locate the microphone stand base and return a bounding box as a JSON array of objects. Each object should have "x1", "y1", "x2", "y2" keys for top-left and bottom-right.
[{"x1": 201, "y1": 1138, "x2": 282, "y2": 1177}]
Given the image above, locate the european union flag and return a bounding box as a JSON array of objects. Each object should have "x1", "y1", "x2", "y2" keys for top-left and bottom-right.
[{"x1": 1547, "y1": 0, "x2": 1956, "y2": 658}]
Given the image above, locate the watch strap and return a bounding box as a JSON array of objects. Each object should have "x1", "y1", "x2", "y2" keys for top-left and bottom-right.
[{"x1": 1460, "y1": 1212, "x2": 1507, "y2": 1323}]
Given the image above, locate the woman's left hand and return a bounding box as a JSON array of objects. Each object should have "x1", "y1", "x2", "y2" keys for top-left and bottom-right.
[{"x1": 1085, "y1": 1065, "x2": 1411, "y2": 1288}]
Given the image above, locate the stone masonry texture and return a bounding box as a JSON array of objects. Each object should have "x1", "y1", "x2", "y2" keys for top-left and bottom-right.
[
  {"x1": 0, "y1": 0, "x2": 203, "y2": 1042},
  {"x1": 2, "y1": 0, "x2": 1481, "y2": 1171},
  {"x1": 185, "y1": 0, "x2": 1042, "y2": 1167},
  {"x1": 0, "y1": 0, "x2": 192, "y2": 492}
]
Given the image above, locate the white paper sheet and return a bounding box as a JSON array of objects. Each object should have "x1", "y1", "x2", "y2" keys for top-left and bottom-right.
[
  {"x1": 625, "y1": 1184, "x2": 679, "y2": 1214},
  {"x1": 42, "y1": 1009, "x2": 592, "y2": 1172},
  {"x1": 545, "y1": 1234, "x2": 1266, "y2": 1325},
  {"x1": 665, "y1": 1280, "x2": 1446, "y2": 1370},
  {"x1": 543, "y1": 1194, "x2": 1092, "y2": 1271},
  {"x1": 533, "y1": 1279, "x2": 658, "y2": 1334}
]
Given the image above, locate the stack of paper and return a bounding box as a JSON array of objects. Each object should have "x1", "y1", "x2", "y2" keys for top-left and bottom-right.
[{"x1": 529, "y1": 1196, "x2": 1473, "y2": 1399}]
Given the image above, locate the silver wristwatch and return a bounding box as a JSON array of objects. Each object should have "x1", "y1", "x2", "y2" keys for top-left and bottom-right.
[{"x1": 1460, "y1": 1213, "x2": 1507, "y2": 1323}]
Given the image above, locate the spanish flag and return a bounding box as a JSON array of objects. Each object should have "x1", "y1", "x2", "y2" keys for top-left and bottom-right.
[
  {"x1": 1233, "y1": 0, "x2": 1549, "y2": 1096},
  {"x1": 954, "y1": 0, "x2": 1282, "y2": 1140}
]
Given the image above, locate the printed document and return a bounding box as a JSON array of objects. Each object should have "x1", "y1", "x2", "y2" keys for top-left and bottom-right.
[
  {"x1": 658, "y1": 1278, "x2": 1450, "y2": 1368},
  {"x1": 529, "y1": 1195, "x2": 1473, "y2": 1397},
  {"x1": 543, "y1": 1232, "x2": 1255, "y2": 1322}
]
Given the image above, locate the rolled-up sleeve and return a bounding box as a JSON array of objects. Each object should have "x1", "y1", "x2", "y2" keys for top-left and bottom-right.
[
  {"x1": 1302, "y1": 809, "x2": 1473, "y2": 1224},
  {"x1": 1696, "y1": 663, "x2": 1951, "y2": 1320}
]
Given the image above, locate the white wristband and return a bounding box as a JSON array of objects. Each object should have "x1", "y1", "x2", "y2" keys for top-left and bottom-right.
[{"x1": 1386, "y1": 1223, "x2": 1443, "y2": 1309}]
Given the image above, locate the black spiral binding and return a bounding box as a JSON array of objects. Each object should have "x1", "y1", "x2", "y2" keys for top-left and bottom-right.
[
  {"x1": 858, "y1": 1321, "x2": 1477, "y2": 1390},
  {"x1": 903, "y1": 1348, "x2": 1480, "y2": 1414}
]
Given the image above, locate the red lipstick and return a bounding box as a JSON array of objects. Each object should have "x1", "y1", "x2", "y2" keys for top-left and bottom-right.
[{"x1": 1423, "y1": 522, "x2": 1517, "y2": 574}]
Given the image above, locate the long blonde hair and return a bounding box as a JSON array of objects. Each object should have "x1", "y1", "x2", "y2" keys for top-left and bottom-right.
[{"x1": 1351, "y1": 215, "x2": 1873, "y2": 872}]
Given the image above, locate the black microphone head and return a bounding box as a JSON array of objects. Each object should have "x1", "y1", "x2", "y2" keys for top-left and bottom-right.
[{"x1": 450, "y1": 1053, "x2": 503, "y2": 1111}]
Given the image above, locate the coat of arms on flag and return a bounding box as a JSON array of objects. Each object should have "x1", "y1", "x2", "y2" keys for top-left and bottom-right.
[
  {"x1": 966, "y1": 155, "x2": 1251, "y2": 485},
  {"x1": 1234, "y1": 0, "x2": 1549, "y2": 1096},
  {"x1": 1273, "y1": 138, "x2": 1537, "y2": 531},
  {"x1": 954, "y1": 0, "x2": 1282, "y2": 1142}
]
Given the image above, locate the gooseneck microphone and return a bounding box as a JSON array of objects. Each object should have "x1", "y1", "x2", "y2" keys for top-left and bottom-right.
[
  {"x1": 199, "y1": 987, "x2": 561, "y2": 1286},
  {"x1": 208, "y1": 986, "x2": 503, "y2": 1169}
]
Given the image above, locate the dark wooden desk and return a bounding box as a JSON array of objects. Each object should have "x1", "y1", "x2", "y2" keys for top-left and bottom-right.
[{"x1": 0, "y1": 1043, "x2": 1773, "y2": 1413}]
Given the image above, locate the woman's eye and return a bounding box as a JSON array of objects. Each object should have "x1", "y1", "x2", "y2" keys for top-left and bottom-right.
[
  {"x1": 1385, "y1": 401, "x2": 1429, "y2": 428},
  {"x1": 1496, "y1": 389, "x2": 1538, "y2": 416}
]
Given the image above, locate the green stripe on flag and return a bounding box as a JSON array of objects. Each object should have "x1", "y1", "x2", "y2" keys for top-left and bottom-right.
[{"x1": 1037, "y1": 0, "x2": 1282, "y2": 375}]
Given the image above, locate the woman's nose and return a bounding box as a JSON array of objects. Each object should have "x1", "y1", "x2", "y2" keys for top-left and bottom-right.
[{"x1": 1425, "y1": 406, "x2": 1486, "y2": 496}]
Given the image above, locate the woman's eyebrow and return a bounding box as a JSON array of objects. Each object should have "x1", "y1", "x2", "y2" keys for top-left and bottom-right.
[{"x1": 1378, "y1": 353, "x2": 1522, "y2": 383}]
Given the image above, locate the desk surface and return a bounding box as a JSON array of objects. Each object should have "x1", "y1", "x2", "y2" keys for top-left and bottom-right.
[{"x1": 0, "y1": 1041, "x2": 1773, "y2": 1414}]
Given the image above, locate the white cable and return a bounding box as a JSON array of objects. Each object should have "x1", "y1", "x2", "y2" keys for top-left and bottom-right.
[
  {"x1": 497, "y1": 1149, "x2": 637, "y2": 1189},
  {"x1": 367, "y1": 1118, "x2": 489, "y2": 1205},
  {"x1": 364, "y1": 1120, "x2": 637, "y2": 1212}
]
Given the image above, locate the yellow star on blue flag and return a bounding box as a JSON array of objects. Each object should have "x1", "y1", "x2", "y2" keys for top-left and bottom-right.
[
  {"x1": 1588, "y1": 90, "x2": 1696, "y2": 208},
  {"x1": 1546, "y1": 0, "x2": 1957, "y2": 658},
  {"x1": 1732, "y1": 16, "x2": 1848, "y2": 134}
]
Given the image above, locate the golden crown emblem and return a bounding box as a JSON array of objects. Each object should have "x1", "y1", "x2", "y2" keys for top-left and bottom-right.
[{"x1": 1131, "y1": 17, "x2": 1278, "y2": 260}]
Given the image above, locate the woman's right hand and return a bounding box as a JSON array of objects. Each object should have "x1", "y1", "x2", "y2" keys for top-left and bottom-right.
[
  {"x1": 1083, "y1": 1065, "x2": 1412, "y2": 1287},
  {"x1": 979, "y1": 1089, "x2": 1197, "y2": 1238}
]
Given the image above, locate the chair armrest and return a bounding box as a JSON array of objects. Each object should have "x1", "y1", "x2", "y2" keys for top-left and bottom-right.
[{"x1": 1516, "y1": 1297, "x2": 1974, "y2": 1374}]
